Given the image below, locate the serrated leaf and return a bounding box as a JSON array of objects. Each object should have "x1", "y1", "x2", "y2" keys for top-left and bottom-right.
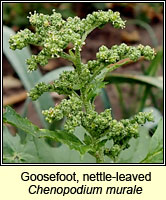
[
  {"x1": 39, "y1": 129, "x2": 91, "y2": 155},
  {"x1": 140, "y1": 119, "x2": 163, "y2": 163},
  {"x1": 3, "y1": 126, "x2": 37, "y2": 163},
  {"x1": 3, "y1": 125, "x2": 95, "y2": 163},
  {"x1": 3, "y1": 106, "x2": 38, "y2": 137},
  {"x1": 3, "y1": 106, "x2": 91, "y2": 155}
]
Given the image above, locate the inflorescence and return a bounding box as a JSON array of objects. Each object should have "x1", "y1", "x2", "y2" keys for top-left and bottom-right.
[{"x1": 9, "y1": 9, "x2": 155, "y2": 162}]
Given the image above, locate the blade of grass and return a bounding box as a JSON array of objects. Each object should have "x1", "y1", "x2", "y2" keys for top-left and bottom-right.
[
  {"x1": 137, "y1": 50, "x2": 163, "y2": 111},
  {"x1": 105, "y1": 73, "x2": 163, "y2": 90},
  {"x1": 138, "y1": 86, "x2": 151, "y2": 111},
  {"x1": 100, "y1": 88, "x2": 114, "y2": 117},
  {"x1": 146, "y1": 50, "x2": 163, "y2": 76},
  {"x1": 128, "y1": 19, "x2": 158, "y2": 47},
  {"x1": 115, "y1": 84, "x2": 129, "y2": 118}
]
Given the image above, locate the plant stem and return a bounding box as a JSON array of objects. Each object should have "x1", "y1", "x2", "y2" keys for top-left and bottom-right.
[
  {"x1": 74, "y1": 46, "x2": 82, "y2": 71},
  {"x1": 96, "y1": 155, "x2": 104, "y2": 163},
  {"x1": 60, "y1": 52, "x2": 74, "y2": 63}
]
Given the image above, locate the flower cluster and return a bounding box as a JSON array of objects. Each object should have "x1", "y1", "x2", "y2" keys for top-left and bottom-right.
[
  {"x1": 9, "y1": 9, "x2": 125, "y2": 72},
  {"x1": 96, "y1": 43, "x2": 155, "y2": 64},
  {"x1": 27, "y1": 82, "x2": 53, "y2": 100},
  {"x1": 9, "y1": 9, "x2": 155, "y2": 163},
  {"x1": 42, "y1": 94, "x2": 83, "y2": 133}
]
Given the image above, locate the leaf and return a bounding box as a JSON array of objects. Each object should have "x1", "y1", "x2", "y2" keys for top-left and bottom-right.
[
  {"x1": 140, "y1": 119, "x2": 163, "y2": 163},
  {"x1": 118, "y1": 119, "x2": 163, "y2": 163},
  {"x1": 3, "y1": 26, "x2": 55, "y2": 127},
  {"x1": 145, "y1": 50, "x2": 163, "y2": 76},
  {"x1": 117, "y1": 126, "x2": 151, "y2": 163},
  {"x1": 84, "y1": 133, "x2": 92, "y2": 145},
  {"x1": 3, "y1": 106, "x2": 38, "y2": 137},
  {"x1": 3, "y1": 126, "x2": 37, "y2": 163},
  {"x1": 3, "y1": 125, "x2": 95, "y2": 163},
  {"x1": 39, "y1": 129, "x2": 91, "y2": 155},
  {"x1": 3, "y1": 106, "x2": 91, "y2": 155},
  {"x1": 100, "y1": 88, "x2": 112, "y2": 110},
  {"x1": 35, "y1": 141, "x2": 95, "y2": 163},
  {"x1": 105, "y1": 73, "x2": 163, "y2": 90},
  {"x1": 3, "y1": 26, "x2": 40, "y2": 90}
]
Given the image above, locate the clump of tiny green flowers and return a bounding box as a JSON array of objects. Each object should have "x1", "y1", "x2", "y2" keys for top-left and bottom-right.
[{"x1": 9, "y1": 9, "x2": 155, "y2": 163}]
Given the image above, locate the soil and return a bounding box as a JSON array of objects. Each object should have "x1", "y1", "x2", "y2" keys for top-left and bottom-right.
[{"x1": 3, "y1": 12, "x2": 163, "y2": 128}]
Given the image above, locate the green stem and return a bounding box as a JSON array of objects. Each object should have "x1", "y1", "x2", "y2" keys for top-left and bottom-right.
[
  {"x1": 90, "y1": 60, "x2": 129, "y2": 83},
  {"x1": 81, "y1": 25, "x2": 98, "y2": 44},
  {"x1": 107, "y1": 61, "x2": 129, "y2": 73},
  {"x1": 60, "y1": 52, "x2": 75, "y2": 63},
  {"x1": 74, "y1": 46, "x2": 82, "y2": 71},
  {"x1": 95, "y1": 154, "x2": 104, "y2": 163}
]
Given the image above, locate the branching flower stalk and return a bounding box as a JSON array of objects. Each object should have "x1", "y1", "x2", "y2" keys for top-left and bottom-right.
[{"x1": 9, "y1": 10, "x2": 155, "y2": 163}]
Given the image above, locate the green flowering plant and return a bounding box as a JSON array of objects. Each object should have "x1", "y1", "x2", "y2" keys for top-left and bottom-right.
[{"x1": 7, "y1": 9, "x2": 155, "y2": 163}]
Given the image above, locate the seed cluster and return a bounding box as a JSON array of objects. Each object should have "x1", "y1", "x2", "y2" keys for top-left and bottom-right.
[{"x1": 9, "y1": 9, "x2": 155, "y2": 162}]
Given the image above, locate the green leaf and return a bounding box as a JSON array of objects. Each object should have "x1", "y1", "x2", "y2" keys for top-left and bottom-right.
[
  {"x1": 100, "y1": 88, "x2": 112, "y2": 110},
  {"x1": 3, "y1": 106, "x2": 91, "y2": 155},
  {"x1": 34, "y1": 142, "x2": 95, "y2": 163},
  {"x1": 3, "y1": 26, "x2": 41, "y2": 90},
  {"x1": 3, "y1": 106, "x2": 38, "y2": 137},
  {"x1": 145, "y1": 50, "x2": 163, "y2": 76},
  {"x1": 117, "y1": 126, "x2": 151, "y2": 163},
  {"x1": 118, "y1": 119, "x2": 163, "y2": 163},
  {"x1": 140, "y1": 119, "x2": 163, "y2": 163},
  {"x1": 3, "y1": 126, "x2": 38, "y2": 163},
  {"x1": 84, "y1": 133, "x2": 92, "y2": 145},
  {"x1": 39, "y1": 129, "x2": 90, "y2": 155},
  {"x1": 3, "y1": 125, "x2": 95, "y2": 163},
  {"x1": 137, "y1": 50, "x2": 163, "y2": 111},
  {"x1": 105, "y1": 73, "x2": 163, "y2": 90},
  {"x1": 3, "y1": 26, "x2": 55, "y2": 128}
]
